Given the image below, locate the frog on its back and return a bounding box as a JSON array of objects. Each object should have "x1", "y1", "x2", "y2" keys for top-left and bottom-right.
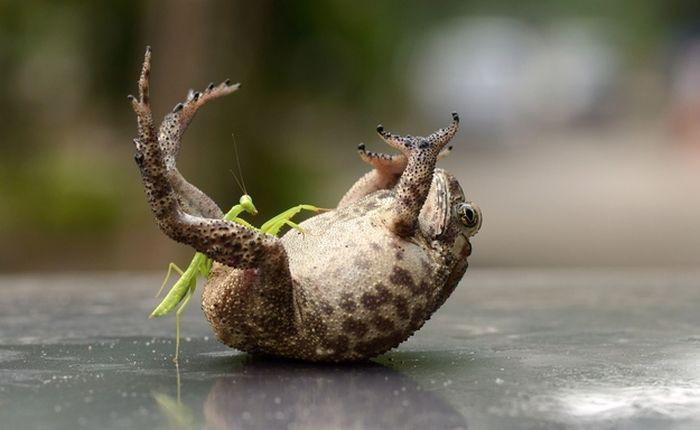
[{"x1": 129, "y1": 47, "x2": 482, "y2": 362}]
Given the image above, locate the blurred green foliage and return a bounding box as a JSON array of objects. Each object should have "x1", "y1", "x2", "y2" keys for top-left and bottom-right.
[{"x1": 0, "y1": 0, "x2": 697, "y2": 271}]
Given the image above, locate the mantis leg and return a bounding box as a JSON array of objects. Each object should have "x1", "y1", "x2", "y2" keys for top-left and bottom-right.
[
  {"x1": 265, "y1": 219, "x2": 305, "y2": 237},
  {"x1": 260, "y1": 204, "x2": 323, "y2": 236},
  {"x1": 230, "y1": 217, "x2": 256, "y2": 230},
  {"x1": 156, "y1": 262, "x2": 185, "y2": 298},
  {"x1": 151, "y1": 253, "x2": 206, "y2": 317},
  {"x1": 282, "y1": 220, "x2": 304, "y2": 233},
  {"x1": 222, "y1": 204, "x2": 245, "y2": 221},
  {"x1": 173, "y1": 279, "x2": 196, "y2": 363}
]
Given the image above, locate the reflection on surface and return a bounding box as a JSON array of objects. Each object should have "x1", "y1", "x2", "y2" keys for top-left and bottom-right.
[
  {"x1": 0, "y1": 337, "x2": 468, "y2": 430},
  {"x1": 153, "y1": 391, "x2": 196, "y2": 430},
  {"x1": 202, "y1": 357, "x2": 468, "y2": 430},
  {"x1": 6, "y1": 272, "x2": 700, "y2": 429}
]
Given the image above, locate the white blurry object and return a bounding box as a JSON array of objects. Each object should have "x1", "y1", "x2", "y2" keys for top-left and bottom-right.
[{"x1": 410, "y1": 17, "x2": 619, "y2": 141}]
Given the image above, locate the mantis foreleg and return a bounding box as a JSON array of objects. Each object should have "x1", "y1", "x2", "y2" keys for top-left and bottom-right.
[
  {"x1": 223, "y1": 204, "x2": 246, "y2": 222},
  {"x1": 151, "y1": 252, "x2": 206, "y2": 318},
  {"x1": 229, "y1": 217, "x2": 256, "y2": 230}
]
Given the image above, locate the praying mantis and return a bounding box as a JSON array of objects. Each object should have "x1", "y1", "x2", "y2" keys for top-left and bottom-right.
[{"x1": 151, "y1": 193, "x2": 323, "y2": 361}]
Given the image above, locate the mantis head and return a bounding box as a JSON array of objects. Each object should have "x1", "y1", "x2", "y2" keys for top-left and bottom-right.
[{"x1": 239, "y1": 194, "x2": 258, "y2": 215}]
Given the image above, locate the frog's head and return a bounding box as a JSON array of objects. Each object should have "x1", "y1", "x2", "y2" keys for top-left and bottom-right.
[
  {"x1": 418, "y1": 168, "x2": 481, "y2": 249},
  {"x1": 418, "y1": 169, "x2": 480, "y2": 305}
]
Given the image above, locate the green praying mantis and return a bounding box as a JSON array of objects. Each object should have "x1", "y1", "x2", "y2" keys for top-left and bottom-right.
[{"x1": 151, "y1": 193, "x2": 324, "y2": 361}]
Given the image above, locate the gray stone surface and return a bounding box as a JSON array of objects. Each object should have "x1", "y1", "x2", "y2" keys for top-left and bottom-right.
[{"x1": 1, "y1": 270, "x2": 699, "y2": 429}]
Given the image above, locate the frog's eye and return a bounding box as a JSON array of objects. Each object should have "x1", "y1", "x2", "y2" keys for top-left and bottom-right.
[{"x1": 456, "y1": 202, "x2": 481, "y2": 233}]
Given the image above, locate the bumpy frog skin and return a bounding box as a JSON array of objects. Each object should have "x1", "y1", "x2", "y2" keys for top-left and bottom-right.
[{"x1": 129, "y1": 48, "x2": 482, "y2": 362}]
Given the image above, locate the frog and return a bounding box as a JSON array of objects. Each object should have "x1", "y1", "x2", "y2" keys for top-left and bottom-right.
[{"x1": 129, "y1": 47, "x2": 482, "y2": 362}]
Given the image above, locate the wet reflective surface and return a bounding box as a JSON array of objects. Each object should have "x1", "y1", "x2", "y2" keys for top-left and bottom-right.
[{"x1": 1, "y1": 270, "x2": 699, "y2": 429}]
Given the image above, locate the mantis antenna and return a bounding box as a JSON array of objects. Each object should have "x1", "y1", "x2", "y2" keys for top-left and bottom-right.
[
  {"x1": 229, "y1": 133, "x2": 248, "y2": 196},
  {"x1": 233, "y1": 133, "x2": 248, "y2": 195},
  {"x1": 229, "y1": 169, "x2": 245, "y2": 196}
]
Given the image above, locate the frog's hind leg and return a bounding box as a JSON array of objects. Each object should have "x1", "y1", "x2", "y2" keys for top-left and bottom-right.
[
  {"x1": 377, "y1": 113, "x2": 460, "y2": 236},
  {"x1": 157, "y1": 63, "x2": 241, "y2": 219},
  {"x1": 129, "y1": 47, "x2": 289, "y2": 272},
  {"x1": 338, "y1": 142, "x2": 453, "y2": 208},
  {"x1": 130, "y1": 47, "x2": 299, "y2": 358}
]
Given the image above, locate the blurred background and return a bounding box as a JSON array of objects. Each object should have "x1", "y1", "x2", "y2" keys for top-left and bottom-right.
[{"x1": 1, "y1": 0, "x2": 700, "y2": 272}]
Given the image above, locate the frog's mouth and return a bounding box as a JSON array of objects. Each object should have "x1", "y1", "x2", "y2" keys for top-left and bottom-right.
[
  {"x1": 443, "y1": 234, "x2": 472, "y2": 293},
  {"x1": 452, "y1": 232, "x2": 472, "y2": 260}
]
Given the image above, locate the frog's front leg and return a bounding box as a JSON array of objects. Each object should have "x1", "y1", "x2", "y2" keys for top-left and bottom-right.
[
  {"x1": 377, "y1": 113, "x2": 460, "y2": 236},
  {"x1": 338, "y1": 139, "x2": 452, "y2": 208}
]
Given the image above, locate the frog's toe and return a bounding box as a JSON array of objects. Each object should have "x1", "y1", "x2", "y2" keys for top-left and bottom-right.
[
  {"x1": 438, "y1": 145, "x2": 453, "y2": 160},
  {"x1": 376, "y1": 124, "x2": 415, "y2": 155},
  {"x1": 357, "y1": 144, "x2": 406, "y2": 174}
]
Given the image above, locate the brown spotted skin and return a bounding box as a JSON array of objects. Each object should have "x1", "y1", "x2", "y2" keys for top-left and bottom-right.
[
  {"x1": 201, "y1": 180, "x2": 473, "y2": 362},
  {"x1": 129, "y1": 48, "x2": 480, "y2": 362}
]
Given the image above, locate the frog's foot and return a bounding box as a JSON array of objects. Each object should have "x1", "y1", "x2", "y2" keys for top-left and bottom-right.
[
  {"x1": 159, "y1": 80, "x2": 240, "y2": 170},
  {"x1": 358, "y1": 143, "x2": 453, "y2": 174},
  {"x1": 379, "y1": 113, "x2": 460, "y2": 236},
  {"x1": 338, "y1": 138, "x2": 453, "y2": 208},
  {"x1": 357, "y1": 145, "x2": 406, "y2": 175},
  {"x1": 376, "y1": 113, "x2": 458, "y2": 156},
  {"x1": 159, "y1": 75, "x2": 240, "y2": 219}
]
